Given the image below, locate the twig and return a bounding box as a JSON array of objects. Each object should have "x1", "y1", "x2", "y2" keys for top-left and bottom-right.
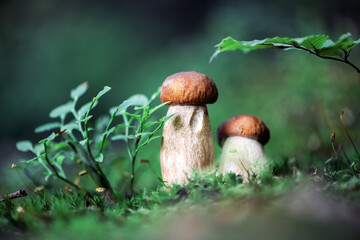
[
  {"x1": 0, "y1": 189, "x2": 27, "y2": 202},
  {"x1": 294, "y1": 46, "x2": 360, "y2": 73}
]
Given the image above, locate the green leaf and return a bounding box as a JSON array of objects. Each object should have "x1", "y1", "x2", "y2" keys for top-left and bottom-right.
[
  {"x1": 33, "y1": 144, "x2": 44, "y2": 155},
  {"x1": 76, "y1": 115, "x2": 93, "y2": 123},
  {"x1": 148, "y1": 86, "x2": 162, "y2": 104},
  {"x1": 35, "y1": 122, "x2": 60, "y2": 133},
  {"x1": 298, "y1": 35, "x2": 329, "y2": 50},
  {"x1": 148, "y1": 101, "x2": 169, "y2": 116},
  {"x1": 22, "y1": 156, "x2": 41, "y2": 165},
  {"x1": 45, "y1": 172, "x2": 54, "y2": 181},
  {"x1": 60, "y1": 122, "x2": 78, "y2": 132},
  {"x1": 79, "y1": 139, "x2": 87, "y2": 146},
  {"x1": 123, "y1": 112, "x2": 142, "y2": 122},
  {"x1": 147, "y1": 135, "x2": 161, "y2": 143},
  {"x1": 71, "y1": 82, "x2": 88, "y2": 100},
  {"x1": 160, "y1": 113, "x2": 175, "y2": 123},
  {"x1": 112, "y1": 124, "x2": 136, "y2": 132},
  {"x1": 95, "y1": 153, "x2": 104, "y2": 163},
  {"x1": 115, "y1": 94, "x2": 149, "y2": 115},
  {"x1": 56, "y1": 155, "x2": 66, "y2": 166},
  {"x1": 134, "y1": 105, "x2": 149, "y2": 111},
  {"x1": 112, "y1": 134, "x2": 137, "y2": 141},
  {"x1": 211, "y1": 33, "x2": 360, "y2": 62},
  {"x1": 95, "y1": 115, "x2": 111, "y2": 131},
  {"x1": 49, "y1": 101, "x2": 73, "y2": 119},
  {"x1": 94, "y1": 86, "x2": 111, "y2": 100},
  {"x1": 39, "y1": 132, "x2": 56, "y2": 143},
  {"x1": 104, "y1": 127, "x2": 116, "y2": 136},
  {"x1": 55, "y1": 142, "x2": 70, "y2": 150},
  {"x1": 16, "y1": 141, "x2": 33, "y2": 152},
  {"x1": 143, "y1": 121, "x2": 159, "y2": 130},
  {"x1": 78, "y1": 101, "x2": 98, "y2": 118}
]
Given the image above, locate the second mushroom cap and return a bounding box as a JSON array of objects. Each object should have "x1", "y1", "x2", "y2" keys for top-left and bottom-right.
[{"x1": 217, "y1": 114, "x2": 270, "y2": 147}]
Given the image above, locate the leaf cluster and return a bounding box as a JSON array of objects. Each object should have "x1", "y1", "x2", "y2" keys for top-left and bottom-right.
[
  {"x1": 15, "y1": 83, "x2": 170, "y2": 198},
  {"x1": 211, "y1": 33, "x2": 360, "y2": 73}
]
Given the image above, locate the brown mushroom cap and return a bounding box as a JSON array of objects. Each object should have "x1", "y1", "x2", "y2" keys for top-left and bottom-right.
[
  {"x1": 160, "y1": 71, "x2": 218, "y2": 105},
  {"x1": 217, "y1": 114, "x2": 270, "y2": 147}
]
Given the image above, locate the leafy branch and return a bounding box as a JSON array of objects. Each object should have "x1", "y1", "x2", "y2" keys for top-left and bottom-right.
[{"x1": 211, "y1": 33, "x2": 360, "y2": 73}]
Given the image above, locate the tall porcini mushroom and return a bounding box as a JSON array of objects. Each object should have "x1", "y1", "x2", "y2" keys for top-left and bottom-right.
[
  {"x1": 217, "y1": 114, "x2": 270, "y2": 182},
  {"x1": 160, "y1": 71, "x2": 218, "y2": 184}
]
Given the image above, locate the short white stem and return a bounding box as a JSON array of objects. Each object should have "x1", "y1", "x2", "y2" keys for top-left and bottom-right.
[
  {"x1": 160, "y1": 105, "x2": 215, "y2": 184},
  {"x1": 218, "y1": 136, "x2": 268, "y2": 182}
]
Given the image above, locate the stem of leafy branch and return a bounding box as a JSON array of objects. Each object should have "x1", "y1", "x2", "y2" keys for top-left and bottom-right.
[
  {"x1": 60, "y1": 131, "x2": 103, "y2": 190},
  {"x1": 294, "y1": 46, "x2": 360, "y2": 73},
  {"x1": 43, "y1": 141, "x2": 83, "y2": 192},
  {"x1": 79, "y1": 99, "x2": 116, "y2": 195},
  {"x1": 99, "y1": 108, "x2": 119, "y2": 154},
  {"x1": 123, "y1": 115, "x2": 134, "y2": 160},
  {"x1": 84, "y1": 119, "x2": 115, "y2": 195},
  {"x1": 130, "y1": 130, "x2": 142, "y2": 195}
]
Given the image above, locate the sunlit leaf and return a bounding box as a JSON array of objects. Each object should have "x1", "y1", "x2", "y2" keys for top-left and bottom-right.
[
  {"x1": 16, "y1": 141, "x2": 33, "y2": 152},
  {"x1": 115, "y1": 94, "x2": 149, "y2": 115},
  {"x1": 123, "y1": 112, "x2": 142, "y2": 122},
  {"x1": 39, "y1": 132, "x2": 56, "y2": 143},
  {"x1": 112, "y1": 134, "x2": 137, "y2": 141},
  {"x1": 143, "y1": 121, "x2": 159, "y2": 130},
  {"x1": 78, "y1": 101, "x2": 98, "y2": 118},
  {"x1": 148, "y1": 101, "x2": 169, "y2": 116},
  {"x1": 60, "y1": 122, "x2": 78, "y2": 132},
  {"x1": 94, "y1": 86, "x2": 111, "y2": 100},
  {"x1": 211, "y1": 33, "x2": 360, "y2": 61},
  {"x1": 79, "y1": 139, "x2": 87, "y2": 146},
  {"x1": 49, "y1": 101, "x2": 73, "y2": 119},
  {"x1": 148, "y1": 86, "x2": 162, "y2": 104},
  {"x1": 95, "y1": 153, "x2": 104, "y2": 163},
  {"x1": 71, "y1": 82, "x2": 88, "y2": 100},
  {"x1": 35, "y1": 122, "x2": 60, "y2": 133}
]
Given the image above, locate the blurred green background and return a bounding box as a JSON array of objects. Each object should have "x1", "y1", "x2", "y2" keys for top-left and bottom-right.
[{"x1": 1, "y1": 0, "x2": 359, "y2": 189}]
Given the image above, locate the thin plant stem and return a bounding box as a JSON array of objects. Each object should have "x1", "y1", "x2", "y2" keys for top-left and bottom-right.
[
  {"x1": 83, "y1": 105, "x2": 115, "y2": 195},
  {"x1": 43, "y1": 142, "x2": 84, "y2": 192},
  {"x1": 14, "y1": 167, "x2": 43, "y2": 199},
  {"x1": 320, "y1": 103, "x2": 332, "y2": 131},
  {"x1": 331, "y1": 142, "x2": 353, "y2": 172},
  {"x1": 294, "y1": 46, "x2": 360, "y2": 73},
  {"x1": 340, "y1": 112, "x2": 360, "y2": 160}
]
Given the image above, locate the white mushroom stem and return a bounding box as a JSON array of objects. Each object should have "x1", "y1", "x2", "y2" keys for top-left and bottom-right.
[
  {"x1": 160, "y1": 105, "x2": 216, "y2": 185},
  {"x1": 218, "y1": 136, "x2": 269, "y2": 182}
]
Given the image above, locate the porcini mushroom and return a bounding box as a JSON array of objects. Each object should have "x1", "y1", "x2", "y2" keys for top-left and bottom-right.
[
  {"x1": 217, "y1": 114, "x2": 270, "y2": 182},
  {"x1": 160, "y1": 71, "x2": 218, "y2": 184}
]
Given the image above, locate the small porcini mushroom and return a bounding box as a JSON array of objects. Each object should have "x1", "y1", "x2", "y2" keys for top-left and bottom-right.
[
  {"x1": 160, "y1": 71, "x2": 218, "y2": 184},
  {"x1": 217, "y1": 114, "x2": 270, "y2": 182}
]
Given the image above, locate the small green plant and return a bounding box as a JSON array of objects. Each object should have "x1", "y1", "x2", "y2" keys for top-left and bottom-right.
[{"x1": 16, "y1": 83, "x2": 170, "y2": 198}]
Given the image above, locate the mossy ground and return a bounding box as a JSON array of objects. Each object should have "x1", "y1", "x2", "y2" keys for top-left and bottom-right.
[{"x1": 1, "y1": 170, "x2": 360, "y2": 240}]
